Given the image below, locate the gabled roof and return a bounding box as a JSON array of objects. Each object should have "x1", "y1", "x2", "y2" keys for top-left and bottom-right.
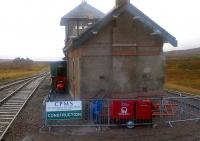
[
  {"x1": 60, "y1": 2, "x2": 105, "y2": 26},
  {"x1": 67, "y1": 3, "x2": 177, "y2": 49}
]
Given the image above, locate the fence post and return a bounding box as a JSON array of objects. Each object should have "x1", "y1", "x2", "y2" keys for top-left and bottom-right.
[
  {"x1": 108, "y1": 99, "x2": 110, "y2": 126},
  {"x1": 160, "y1": 97, "x2": 164, "y2": 124},
  {"x1": 43, "y1": 99, "x2": 47, "y2": 127}
]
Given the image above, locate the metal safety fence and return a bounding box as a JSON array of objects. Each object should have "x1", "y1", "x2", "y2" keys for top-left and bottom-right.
[
  {"x1": 161, "y1": 96, "x2": 200, "y2": 127},
  {"x1": 41, "y1": 96, "x2": 200, "y2": 130}
]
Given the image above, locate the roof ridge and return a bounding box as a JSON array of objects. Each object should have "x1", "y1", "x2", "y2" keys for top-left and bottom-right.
[
  {"x1": 61, "y1": 2, "x2": 105, "y2": 21},
  {"x1": 66, "y1": 3, "x2": 177, "y2": 48}
]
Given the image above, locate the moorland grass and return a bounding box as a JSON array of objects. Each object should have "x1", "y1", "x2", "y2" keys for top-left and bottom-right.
[
  {"x1": 0, "y1": 62, "x2": 49, "y2": 84},
  {"x1": 1, "y1": 57, "x2": 199, "y2": 95},
  {"x1": 165, "y1": 57, "x2": 200, "y2": 95}
]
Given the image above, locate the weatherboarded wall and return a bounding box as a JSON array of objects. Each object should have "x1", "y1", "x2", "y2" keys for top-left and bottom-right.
[{"x1": 68, "y1": 11, "x2": 164, "y2": 98}]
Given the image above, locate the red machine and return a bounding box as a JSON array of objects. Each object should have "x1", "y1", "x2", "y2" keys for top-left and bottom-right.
[
  {"x1": 110, "y1": 100, "x2": 135, "y2": 123},
  {"x1": 50, "y1": 61, "x2": 68, "y2": 93},
  {"x1": 135, "y1": 100, "x2": 153, "y2": 122},
  {"x1": 109, "y1": 99, "x2": 153, "y2": 127},
  {"x1": 55, "y1": 76, "x2": 67, "y2": 91}
]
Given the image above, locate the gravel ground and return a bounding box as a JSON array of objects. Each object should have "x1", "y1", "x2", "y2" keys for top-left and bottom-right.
[{"x1": 3, "y1": 76, "x2": 200, "y2": 141}]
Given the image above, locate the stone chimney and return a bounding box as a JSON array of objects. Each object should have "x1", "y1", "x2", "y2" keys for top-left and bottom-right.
[{"x1": 116, "y1": 0, "x2": 130, "y2": 6}]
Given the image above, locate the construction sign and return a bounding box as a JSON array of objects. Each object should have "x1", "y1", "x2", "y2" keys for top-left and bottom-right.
[{"x1": 46, "y1": 101, "x2": 82, "y2": 120}]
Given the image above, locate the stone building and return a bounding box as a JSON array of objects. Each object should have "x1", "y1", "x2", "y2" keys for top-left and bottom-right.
[{"x1": 60, "y1": 0, "x2": 177, "y2": 99}]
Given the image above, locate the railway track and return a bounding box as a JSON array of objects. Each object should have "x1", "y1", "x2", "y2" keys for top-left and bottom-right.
[
  {"x1": 0, "y1": 73, "x2": 47, "y2": 140},
  {"x1": 0, "y1": 73, "x2": 48, "y2": 102},
  {"x1": 0, "y1": 74, "x2": 45, "y2": 91}
]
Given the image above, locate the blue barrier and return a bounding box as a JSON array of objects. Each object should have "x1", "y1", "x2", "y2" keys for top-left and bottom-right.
[{"x1": 91, "y1": 100, "x2": 103, "y2": 122}]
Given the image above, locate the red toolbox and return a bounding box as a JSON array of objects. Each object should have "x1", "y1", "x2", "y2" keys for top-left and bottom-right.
[
  {"x1": 135, "y1": 100, "x2": 152, "y2": 121},
  {"x1": 110, "y1": 100, "x2": 135, "y2": 121}
]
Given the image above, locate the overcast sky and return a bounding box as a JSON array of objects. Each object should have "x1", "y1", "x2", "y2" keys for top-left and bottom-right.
[{"x1": 0, "y1": 0, "x2": 200, "y2": 61}]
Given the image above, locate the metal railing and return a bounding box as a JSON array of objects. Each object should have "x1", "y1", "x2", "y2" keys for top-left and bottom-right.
[
  {"x1": 41, "y1": 96, "x2": 200, "y2": 130},
  {"x1": 162, "y1": 96, "x2": 200, "y2": 127}
]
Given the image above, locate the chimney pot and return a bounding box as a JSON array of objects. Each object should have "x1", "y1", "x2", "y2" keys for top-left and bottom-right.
[{"x1": 116, "y1": 0, "x2": 130, "y2": 6}]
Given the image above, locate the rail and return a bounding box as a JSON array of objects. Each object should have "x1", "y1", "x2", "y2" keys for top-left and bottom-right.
[
  {"x1": 0, "y1": 72, "x2": 47, "y2": 91},
  {"x1": 0, "y1": 73, "x2": 47, "y2": 140}
]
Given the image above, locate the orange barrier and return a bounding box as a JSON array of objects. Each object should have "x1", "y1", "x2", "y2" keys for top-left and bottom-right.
[{"x1": 152, "y1": 103, "x2": 178, "y2": 117}]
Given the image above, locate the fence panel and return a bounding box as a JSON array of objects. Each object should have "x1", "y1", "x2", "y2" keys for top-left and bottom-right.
[
  {"x1": 162, "y1": 96, "x2": 200, "y2": 123},
  {"x1": 42, "y1": 97, "x2": 200, "y2": 129}
]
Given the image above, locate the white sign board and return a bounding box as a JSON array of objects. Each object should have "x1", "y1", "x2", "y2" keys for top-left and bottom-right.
[{"x1": 46, "y1": 101, "x2": 82, "y2": 120}]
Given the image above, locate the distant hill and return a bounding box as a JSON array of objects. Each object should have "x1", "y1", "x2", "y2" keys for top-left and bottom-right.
[
  {"x1": 0, "y1": 59, "x2": 12, "y2": 62},
  {"x1": 165, "y1": 47, "x2": 200, "y2": 58}
]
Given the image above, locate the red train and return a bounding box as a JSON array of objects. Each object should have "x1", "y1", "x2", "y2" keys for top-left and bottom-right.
[{"x1": 50, "y1": 61, "x2": 68, "y2": 93}]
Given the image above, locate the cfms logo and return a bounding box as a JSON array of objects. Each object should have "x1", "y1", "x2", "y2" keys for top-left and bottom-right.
[{"x1": 54, "y1": 101, "x2": 73, "y2": 107}]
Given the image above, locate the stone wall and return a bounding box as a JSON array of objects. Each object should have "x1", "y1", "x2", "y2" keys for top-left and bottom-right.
[{"x1": 67, "y1": 11, "x2": 164, "y2": 98}]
